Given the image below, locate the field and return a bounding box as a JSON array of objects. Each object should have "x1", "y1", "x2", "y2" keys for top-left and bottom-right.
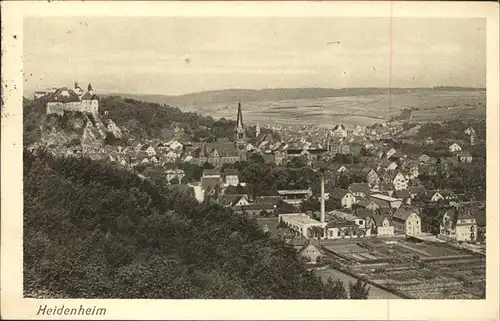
[
  {"x1": 321, "y1": 238, "x2": 486, "y2": 299},
  {"x1": 181, "y1": 91, "x2": 486, "y2": 128}
]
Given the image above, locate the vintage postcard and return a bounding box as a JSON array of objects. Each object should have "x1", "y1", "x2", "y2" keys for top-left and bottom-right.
[{"x1": 1, "y1": 1, "x2": 499, "y2": 320}]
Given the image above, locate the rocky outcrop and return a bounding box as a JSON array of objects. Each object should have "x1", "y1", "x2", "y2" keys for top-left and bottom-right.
[{"x1": 38, "y1": 111, "x2": 122, "y2": 150}]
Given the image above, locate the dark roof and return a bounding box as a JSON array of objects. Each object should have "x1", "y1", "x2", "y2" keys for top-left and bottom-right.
[
  {"x1": 203, "y1": 169, "x2": 221, "y2": 176},
  {"x1": 370, "y1": 198, "x2": 391, "y2": 208},
  {"x1": 327, "y1": 218, "x2": 357, "y2": 228},
  {"x1": 356, "y1": 198, "x2": 377, "y2": 208},
  {"x1": 255, "y1": 196, "x2": 283, "y2": 205},
  {"x1": 349, "y1": 183, "x2": 370, "y2": 193},
  {"x1": 224, "y1": 169, "x2": 239, "y2": 176},
  {"x1": 379, "y1": 182, "x2": 394, "y2": 191},
  {"x1": 356, "y1": 209, "x2": 375, "y2": 219},
  {"x1": 201, "y1": 177, "x2": 222, "y2": 190},
  {"x1": 219, "y1": 194, "x2": 248, "y2": 207},
  {"x1": 394, "y1": 190, "x2": 411, "y2": 199},
  {"x1": 392, "y1": 207, "x2": 420, "y2": 222},
  {"x1": 298, "y1": 238, "x2": 323, "y2": 254},
  {"x1": 203, "y1": 143, "x2": 239, "y2": 157},
  {"x1": 472, "y1": 210, "x2": 486, "y2": 227},
  {"x1": 330, "y1": 187, "x2": 351, "y2": 200},
  {"x1": 373, "y1": 214, "x2": 391, "y2": 227},
  {"x1": 233, "y1": 203, "x2": 275, "y2": 211}
]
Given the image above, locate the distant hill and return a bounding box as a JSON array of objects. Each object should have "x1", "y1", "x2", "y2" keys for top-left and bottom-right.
[{"x1": 116, "y1": 87, "x2": 486, "y2": 107}]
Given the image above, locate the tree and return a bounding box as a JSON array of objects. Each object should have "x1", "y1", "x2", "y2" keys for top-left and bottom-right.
[
  {"x1": 327, "y1": 278, "x2": 348, "y2": 299},
  {"x1": 349, "y1": 280, "x2": 370, "y2": 299}
]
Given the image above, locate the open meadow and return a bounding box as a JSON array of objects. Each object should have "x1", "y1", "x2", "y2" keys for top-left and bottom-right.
[{"x1": 180, "y1": 91, "x2": 486, "y2": 128}]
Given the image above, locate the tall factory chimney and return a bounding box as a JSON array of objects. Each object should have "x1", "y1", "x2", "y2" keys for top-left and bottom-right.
[{"x1": 320, "y1": 172, "x2": 326, "y2": 223}]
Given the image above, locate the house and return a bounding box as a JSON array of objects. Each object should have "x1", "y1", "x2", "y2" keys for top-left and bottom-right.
[
  {"x1": 392, "y1": 207, "x2": 422, "y2": 236},
  {"x1": 165, "y1": 169, "x2": 185, "y2": 183},
  {"x1": 331, "y1": 124, "x2": 348, "y2": 138},
  {"x1": 472, "y1": 209, "x2": 486, "y2": 243},
  {"x1": 219, "y1": 194, "x2": 250, "y2": 207},
  {"x1": 201, "y1": 176, "x2": 223, "y2": 192},
  {"x1": 233, "y1": 203, "x2": 276, "y2": 216},
  {"x1": 425, "y1": 137, "x2": 434, "y2": 144},
  {"x1": 141, "y1": 144, "x2": 156, "y2": 157},
  {"x1": 449, "y1": 143, "x2": 463, "y2": 153},
  {"x1": 370, "y1": 194, "x2": 402, "y2": 209},
  {"x1": 373, "y1": 215, "x2": 395, "y2": 236},
  {"x1": 385, "y1": 148, "x2": 397, "y2": 159},
  {"x1": 330, "y1": 188, "x2": 357, "y2": 209},
  {"x1": 202, "y1": 169, "x2": 221, "y2": 178},
  {"x1": 167, "y1": 139, "x2": 184, "y2": 151},
  {"x1": 349, "y1": 183, "x2": 370, "y2": 199},
  {"x1": 394, "y1": 190, "x2": 411, "y2": 205},
  {"x1": 457, "y1": 152, "x2": 473, "y2": 163},
  {"x1": 325, "y1": 218, "x2": 366, "y2": 239},
  {"x1": 440, "y1": 207, "x2": 477, "y2": 242},
  {"x1": 298, "y1": 239, "x2": 324, "y2": 264},
  {"x1": 420, "y1": 190, "x2": 445, "y2": 203},
  {"x1": 363, "y1": 168, "x2": 380, "y2": 186},
  {"x1": 255, "y1": 196, "x2": 283, "y2": 206},
  {"x1": 277, "y1": 189, "x2": 313, "y2": 206},
  {"x1": 386, "y1": 161, "x2": 398, "y2": 171},
  {"x1": 355, "y1": 198, "x2": 380, "y2": 211},
  {"x1": 391, "y1": 172, "x2": 408, "y2": 191},
  {"x1": 223, "y1": 169, "x2": 240, "y2": 186}
]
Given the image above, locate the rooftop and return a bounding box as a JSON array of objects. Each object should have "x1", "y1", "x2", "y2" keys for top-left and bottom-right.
[
  {"x1": 370, "y1": 194, "x2": 400, "y2": 202},
  {"x1": 280, "y1": 213, "x2": 326, "y2": 226},
  {"x1": 277, "y1": 189, "x2": 311, "y2": 195}
]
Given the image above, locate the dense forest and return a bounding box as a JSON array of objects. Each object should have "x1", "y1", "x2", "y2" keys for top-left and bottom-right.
[{"x1": 24, "y1": 148, "x2": 363, "y2": 299}]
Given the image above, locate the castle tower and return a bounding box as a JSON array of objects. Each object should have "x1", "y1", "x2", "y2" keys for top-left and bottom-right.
[
  {"x1": 255, "y1": 123, "x2": 261, "y2": 138},
  {"x1": 87, "y1": 83, "x2": 94, "y2": 96},
  {"x1": 235, "y1": 102, "x2": 247, "y2": 161}
]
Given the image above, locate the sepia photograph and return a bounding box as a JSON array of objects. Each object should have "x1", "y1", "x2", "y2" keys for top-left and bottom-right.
[{"x1": 1, "y1": 1, "x2": 499, "y2": 320}]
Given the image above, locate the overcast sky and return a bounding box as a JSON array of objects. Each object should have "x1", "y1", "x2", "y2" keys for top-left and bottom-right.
[{"x1": 24, "y1": 17, "x2": 486, "y2": 95}]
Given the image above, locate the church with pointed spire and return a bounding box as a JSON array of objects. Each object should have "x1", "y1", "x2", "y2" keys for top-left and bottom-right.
[{"x1": 234, "y1": 102, "x2": 247, "y2": 162}]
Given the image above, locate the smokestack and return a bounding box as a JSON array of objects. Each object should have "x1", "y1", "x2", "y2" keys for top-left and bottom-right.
[{"x1": 320, "y1": 173, "x2": 325, "y2": 223}]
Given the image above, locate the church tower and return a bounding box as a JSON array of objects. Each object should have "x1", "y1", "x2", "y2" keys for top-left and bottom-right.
[{"x1": 235, "y1": 102, "x2": 247, "y2": 161}]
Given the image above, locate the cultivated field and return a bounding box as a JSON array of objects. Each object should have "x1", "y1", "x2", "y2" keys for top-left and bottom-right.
[
  {"x1": 326, "y1": 238, "x2": 486, "y2": 299},
  {"x1": 181, "y1": 91, "x2": 486, "y2": 128}
]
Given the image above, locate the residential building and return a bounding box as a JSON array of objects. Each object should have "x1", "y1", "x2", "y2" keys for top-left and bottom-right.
[
  {"x1": 392, "y1": 207, "x2": 422, "y2": 236},
  {"x1": 223, "y1": 169, "x2": 240, "y2": 186},
  {"x1": 449, "y1": 143, "x2": 463, "y2": 153},
  {"x1": 391, "y1": 171, "x2": 408, "y2": 191},
  {"x1": 331, "y1": 124, "x2": 348, "y2": 138},
  {"x1": 363, "y1": 168, "x2": 380, "y2": 186},
  {"x1": 232, "y1": 203, "x2": 276, "y2": 216},
  {"x1": 440, "y1": 207, "x2": 477, "y2": 242},
  {"x1": 219, "y1": 194, "x2": 250, "y2": 207},
  {"x1": 330, "y1": 188, "x2": 357, "y2": 209},
  {"x1": 349, "y1": 183, "x2": 370, "y2": 199},
  {"x1": 373, "y1": 215, "x2": 395, "y2": 236},
  {"x1": 202, "y1": 169, "x2": 221, "y2": 178},
  {"x1": 356, "y1": 199, "x2": 380, "y2": 211},
  {"x1": 457, "y1": 152, "x2": 473, "y2": 163}
]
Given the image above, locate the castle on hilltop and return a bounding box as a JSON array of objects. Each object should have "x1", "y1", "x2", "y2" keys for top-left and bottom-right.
[{"x1": 36, "y1": 82, "x2": 99, "y2": 116}]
